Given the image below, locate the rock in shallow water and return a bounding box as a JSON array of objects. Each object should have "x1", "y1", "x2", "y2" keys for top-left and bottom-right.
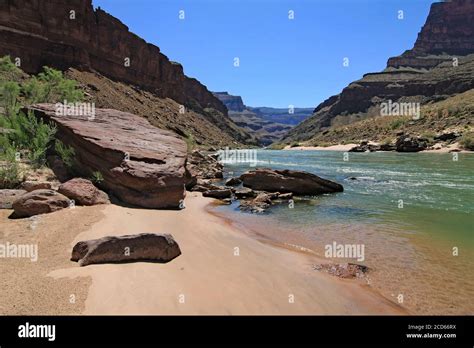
[
  {"x1": 71, "y1": 233, "x2": 181, "y2": 266},
  {"x1": 240, "y1": 168, "x2": 343, "y2": 195}
]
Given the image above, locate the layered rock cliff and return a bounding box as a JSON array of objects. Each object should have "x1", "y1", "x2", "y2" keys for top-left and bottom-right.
[
  {"x1": 0, "y1": 0, "x2": 226, "y2": 114},
  {"x1": 282, "y1": 0, "x2": 474, "y2": 144}
]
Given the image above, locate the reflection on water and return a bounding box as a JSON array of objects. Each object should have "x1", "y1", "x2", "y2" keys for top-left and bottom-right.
[{"x1": 214, "y1": 150, "x2": 474, "y2": 314}]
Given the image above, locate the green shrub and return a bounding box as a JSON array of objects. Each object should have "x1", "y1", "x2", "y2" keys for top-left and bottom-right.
[
  {"x1": 0, "y1": 81, "x2": 21, "y2": 117},
  {"x1": 389, "y1": 118, "x2": 405, "y2": 130},
  {"x1": 0, "y1": 147, "x2": 22, "y2": 189},
  {"x1": 37, "y1": 66, "x2": 83, "y2": 103},
  {"x1": 460, "y1": 133, "x2": 474, "y2": 151},
  {"x1": 91, "y1": 171, "x2": 104, "y2": 184},
  {"x1": 55, "y1": 140, "x2": 75, "y2": 169},
  {"x1": 0, "y1": 111, "x2": 56, "y2": 167}
]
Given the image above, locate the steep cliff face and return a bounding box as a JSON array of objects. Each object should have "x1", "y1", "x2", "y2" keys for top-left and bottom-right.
[
  {"x1": 213, "y1": 92, "x2": 246, "y2": 112},
  {"x1": 0, "y1": 0, "x2": 226, "y2": 114},
  {"x1": 389, "y1": 0, "x2": 474, "y2": 68},
  {"x1": 282, "y1": 0, "x2": 474, "y2": 144}
]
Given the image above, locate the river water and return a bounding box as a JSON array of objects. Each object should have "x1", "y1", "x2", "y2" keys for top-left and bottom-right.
[{"x1": 213, "y1": 150, "x2": 474, "y2": 314}]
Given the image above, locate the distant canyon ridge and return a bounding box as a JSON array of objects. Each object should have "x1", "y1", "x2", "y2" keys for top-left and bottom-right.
[{"x1": 213, "y1": 92, "x2": 313, "y2": 146}]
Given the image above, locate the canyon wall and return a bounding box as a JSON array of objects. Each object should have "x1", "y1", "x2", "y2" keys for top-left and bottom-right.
[{"x1": 0, "y1": 0, "x2": 226, "y2": 114}]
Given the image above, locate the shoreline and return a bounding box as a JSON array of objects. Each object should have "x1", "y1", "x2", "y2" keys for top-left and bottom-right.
[
  {"x1": 0, "y1": 193, "x2": 406, "y2": 315},
  {"x1": 283, "y1": 142, "x2": 472, "y2": 153}
]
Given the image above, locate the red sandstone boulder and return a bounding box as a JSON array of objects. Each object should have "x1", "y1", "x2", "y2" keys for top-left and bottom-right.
[
  {"x1": 20, "y1": 181, "x2": 53, "y2": 192},
  {"x1": 27, "y1": 104, "x2": 187, "y2": 209},
  {"x1": 240, "y1": 168, "x2": 343, "y2": 195},
  {"x1": 71, "y1": 233, "x2": 181, "y2": 266},
  {"x1": 58, "y1": 178, "x2": 109, "y2": 206},
  {"x1": 12, "y1": 189, "x2": 71, "y2": 217}
]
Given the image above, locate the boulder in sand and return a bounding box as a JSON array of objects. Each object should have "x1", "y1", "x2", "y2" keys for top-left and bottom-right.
[
  {"x1": 240, "y1": 168, "x2": 343, "y2": 195},
  {"x1": 59, "y1": 178, "x2": 109, "y2": 206},
  {"x1": 12, "y1": 189, "x2": 71, "y2": 217},
  {"x1": 71, "y1": 233, "x2": 181, "y2": 266}
]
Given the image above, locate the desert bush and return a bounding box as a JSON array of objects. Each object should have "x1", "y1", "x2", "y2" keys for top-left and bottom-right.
[
  {"x1": 0, "y1": 111, "x2": 57, "y2": 168},
  {"x1": 0, "y1": 81, "x2": 21, "y2": 117},
  {"x1": 389, "y1": 118, "x2": 405, "y2": 130},
  {"x1": 460, "y1": 133, "x2": 474, "y2": 151},
  {"x1": 91, "y1": 171, "x2": 104, "y2": 184},
  {"x1": 35, "y1": 66, "x2": 84, "y2": 103},
  {"x1": 0, "y1": 147, "x2": 22, "y2": 189},
  {"x1": 55, "y1": 140, "x2": 75, "y2": 169}
]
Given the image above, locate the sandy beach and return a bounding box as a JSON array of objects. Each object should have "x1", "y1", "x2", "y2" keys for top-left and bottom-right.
[
  {"x1": 283, "y1": 144, "x2": 358, "y2": 151},
  {"x1": 0, "y1": 193, "x2": 405, "y2": 315}
]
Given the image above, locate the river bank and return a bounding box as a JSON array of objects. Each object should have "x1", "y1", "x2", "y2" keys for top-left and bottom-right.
[{"x1": 0, "y1": 193, "x2": 404, "y2": 315}]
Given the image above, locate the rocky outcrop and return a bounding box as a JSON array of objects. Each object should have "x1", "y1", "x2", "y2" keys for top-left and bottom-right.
[
  {"x1": 282, "y1": 0, "x2": 474, "y2": 144},
  {"x1": 240, "y1": 168, "x2": 343, "y2": 195},
  {"x1": 0, "y1": 189, "x2": 26, "y2": 209},
  {"x1": 395, "y1": 135, "x2": 428, "y2": 152},
  {"x1": 27, "y1": 104, "x2": 187, "y2": 209},
  {"x1": 71, "y1": 233, "x2": 181, "y2": 266},
  {"x1": 12, "y1": 189, "x2": 71, "y2": 217},
  {"x1": 0, "y1": 0, "x2": 226, "y2": 114},
  {"x1": 58, "y1": 178, "x2": 109, "y2": 206},
  {"x1": 213, "y1": 92, "x2": 245, "y2": 112},
  {"x1": 185, "y1": 150, "x2": 223, "y2": 190},
  {"x1": 388, "y1": 0, "x2": 474, "y2": 69}
]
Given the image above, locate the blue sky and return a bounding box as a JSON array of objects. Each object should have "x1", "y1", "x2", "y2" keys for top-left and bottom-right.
[{"x1": 92, "y1": 0, "x2": 435, "y2": 108}]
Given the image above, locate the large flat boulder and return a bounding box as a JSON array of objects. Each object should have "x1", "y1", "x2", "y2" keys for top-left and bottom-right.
[
  {"x1": 27, "y1": 104, "x2": 187, "y2": 209},
  {"x1": 58, "y1": 178, "x2": 109, "y2": 206},
  {"x1": 12, "y1": 189, "x2": 71, "y2": 217},
  {"x1": 240, "y1": 168, "x2": 343, "y2": 195},
  {"x1": 71, "y1": 233, "x2": 181, "y2": 266}
]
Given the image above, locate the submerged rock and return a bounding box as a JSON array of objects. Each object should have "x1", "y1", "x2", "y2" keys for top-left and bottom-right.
[
  {"x1": 240, "y1": 168, "x2": 343, "y2": 195},
  {"x1": 313, "y1": 263, "x2": 369, "y2": 279},
  {"x1": 71, "y1": 233, "x2": 181, "y2": 266}
]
